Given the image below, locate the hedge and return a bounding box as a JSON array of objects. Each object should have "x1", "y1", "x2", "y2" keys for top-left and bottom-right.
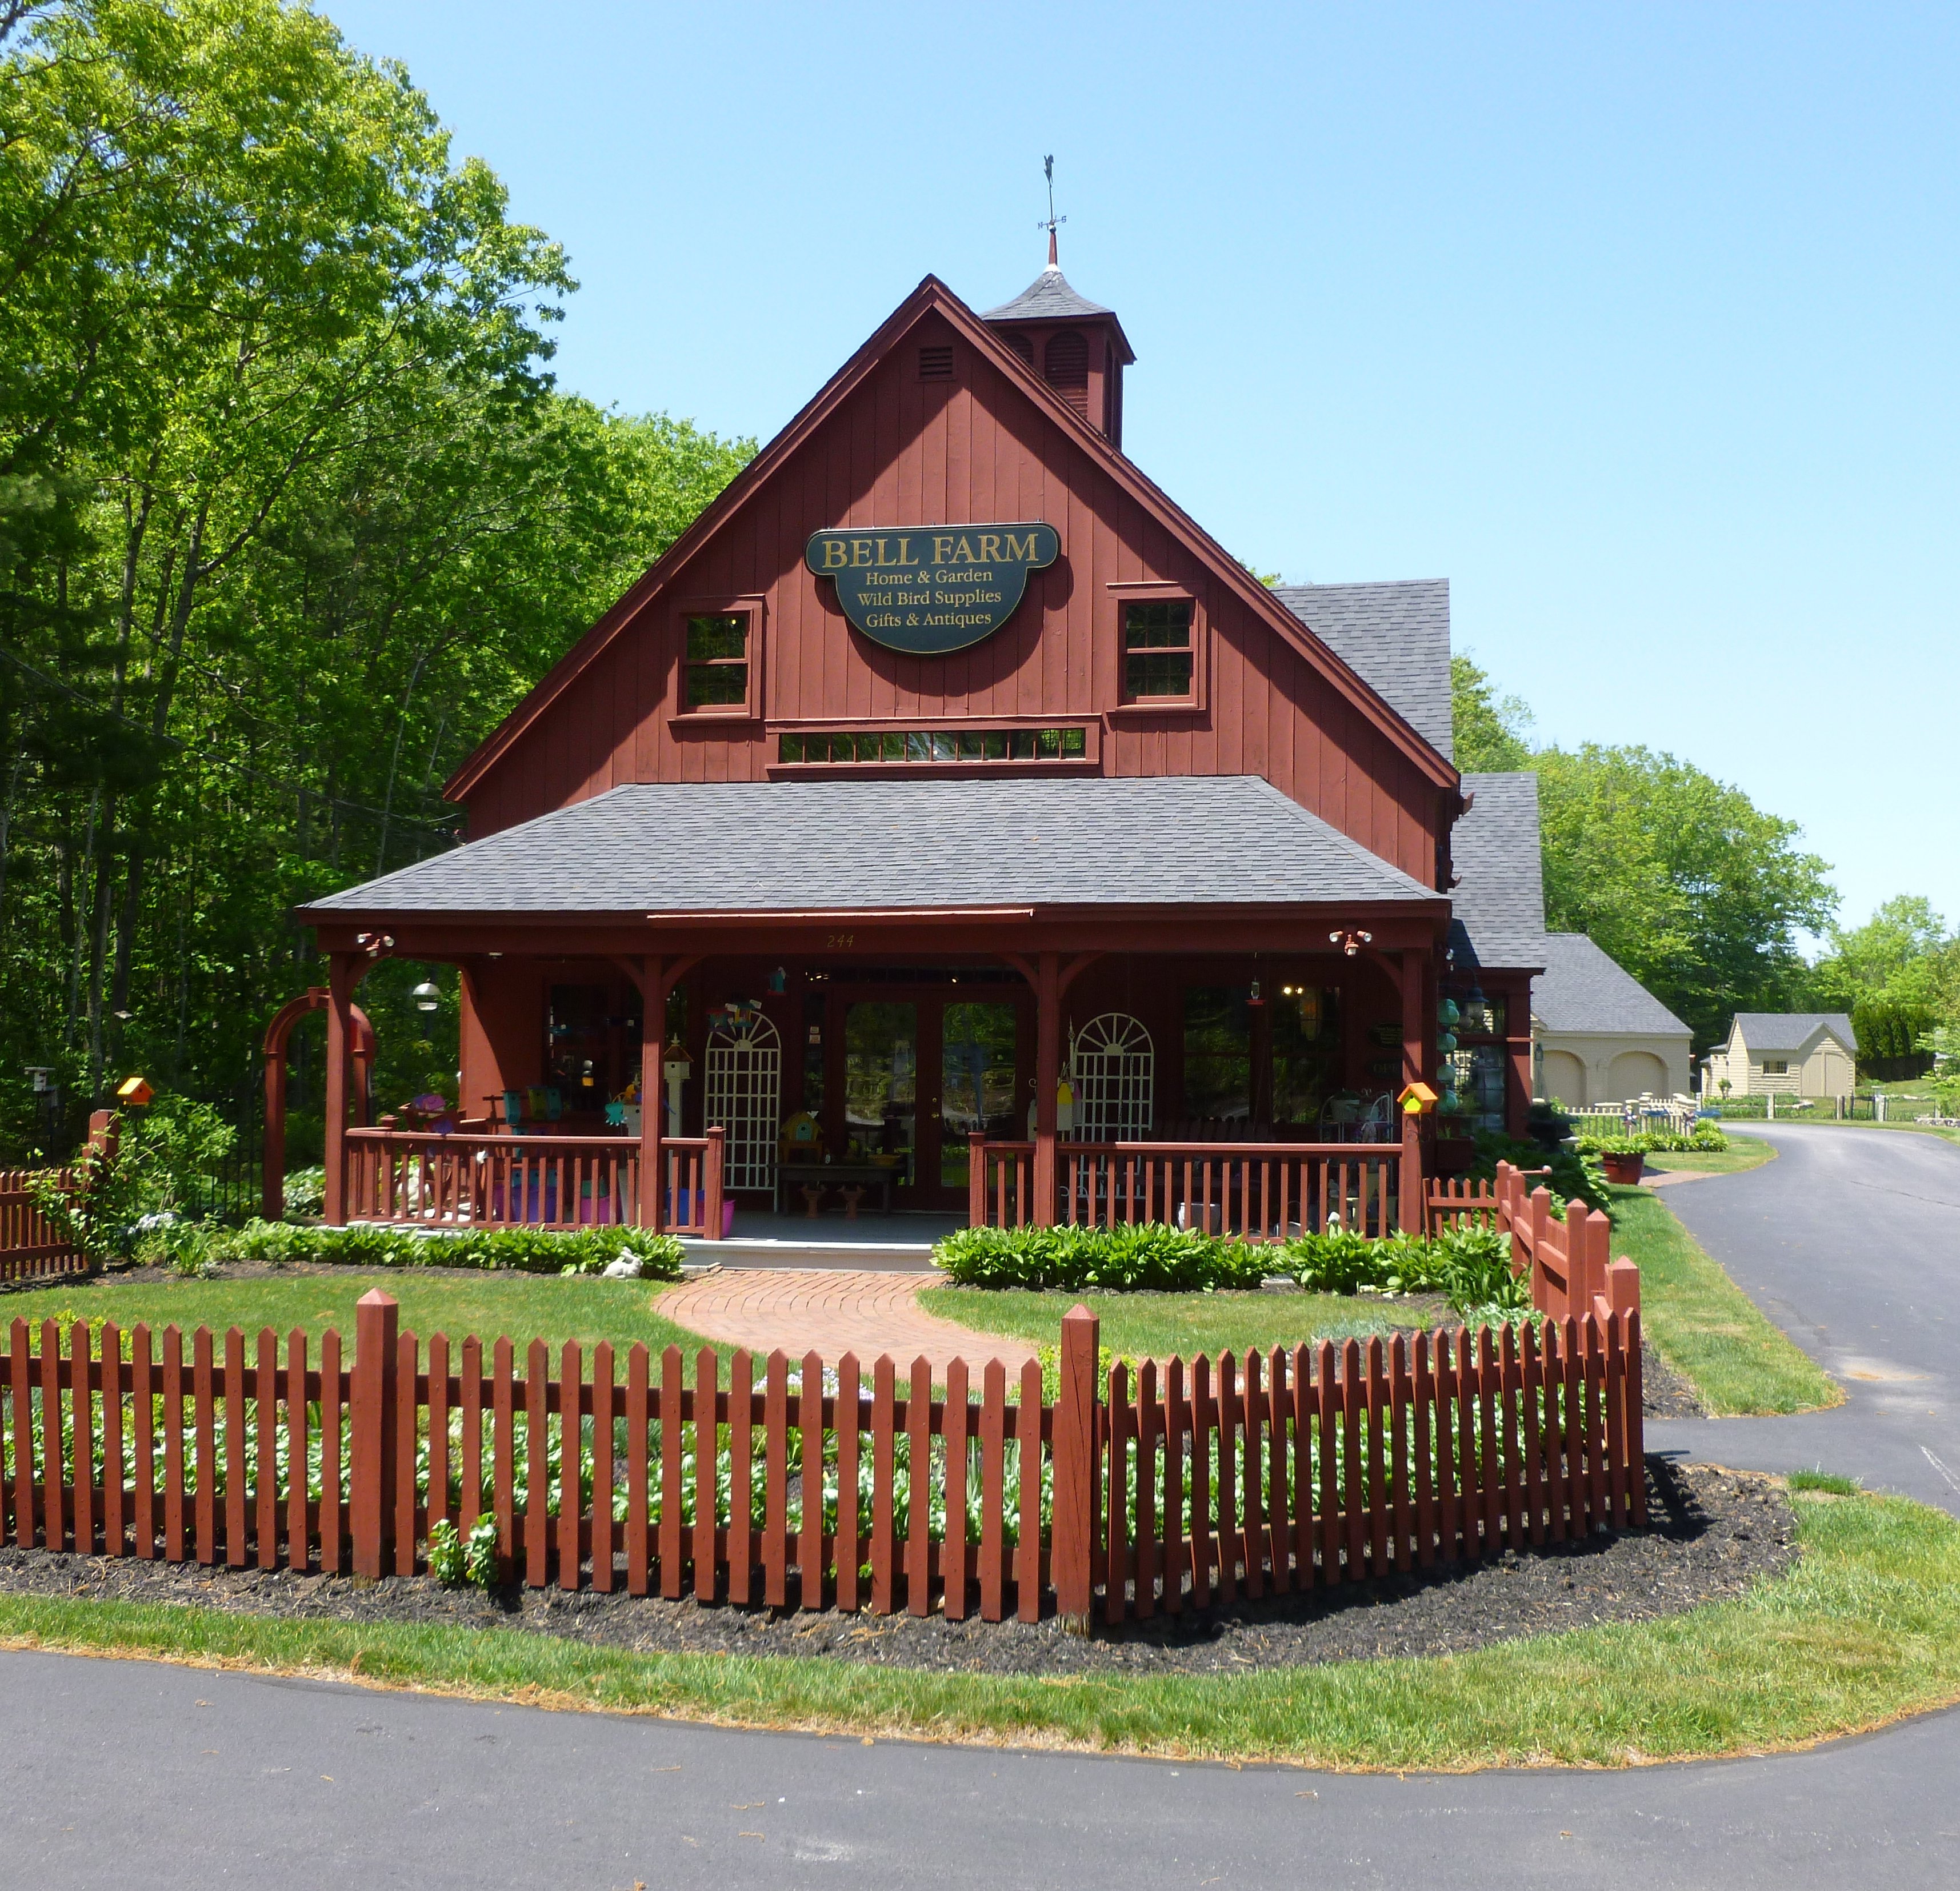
[
  {"x1": 202, "y1": 1220, "x2": 686, "y2": 1280},
  {"x1": 1573, "y1": 1127, "x2": 1729, "y2": 1157},
  {"x1": 930, "y1": 1221, "x2": 1525, "y2": 1317}
]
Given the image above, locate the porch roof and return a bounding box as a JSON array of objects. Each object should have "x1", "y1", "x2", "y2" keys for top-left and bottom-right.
[{"x1": 301, "y1": 776, "x2": 1442, "y2": 922}]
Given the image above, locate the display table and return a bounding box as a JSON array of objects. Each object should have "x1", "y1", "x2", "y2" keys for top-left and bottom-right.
[{"x1": 777, "y1": 1161, "x2": 902, "y2": 1216}]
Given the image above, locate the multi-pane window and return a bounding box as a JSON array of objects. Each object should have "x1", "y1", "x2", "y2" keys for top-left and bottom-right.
[
  {"x1": 1271, "y1": 984, "x2": 1339, "y2": 1125},
  {"x1": 684, "y1": 612, "x2": 750, "y2": 710},
  {"x1": 1122, "y1": 600, "x2": 1194, "y2": 699},
  {"x1": 1182, "y1": 986, "x2": 1251, "y2": 1123},
  {"x1": 778, "y1": 727, "x2": 1086, "y2": 764}
]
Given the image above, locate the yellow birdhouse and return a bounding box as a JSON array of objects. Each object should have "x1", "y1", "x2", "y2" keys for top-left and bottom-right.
[
  {"x1": 116, "y1": 1075, "x2": 155, "y2": 1107},
  {"x1": 1398, "y1": 1080, "x2": 1438, "y2": 1115}
]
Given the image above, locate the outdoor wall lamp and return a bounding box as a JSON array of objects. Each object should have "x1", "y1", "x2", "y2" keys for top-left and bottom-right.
[
  {"x1": 1329, "y1": 928, "x2": 1374, "y2": 957},
  {"x1": 411, "y1": 981, "x2": 441, "y2": 1012}
]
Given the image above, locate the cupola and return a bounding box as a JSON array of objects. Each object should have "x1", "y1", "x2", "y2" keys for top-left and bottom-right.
[{"x1": 982, "y1": 236, "x2": 1135, "y2": 448}]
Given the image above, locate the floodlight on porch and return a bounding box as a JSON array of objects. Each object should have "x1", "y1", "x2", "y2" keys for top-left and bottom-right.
[
  {"x1": 411, "y1": 981, "x2": 441, "y2": 1012},
  {"x1": 1329, "y1": 928, "x2": 1373, "y2": 957}
]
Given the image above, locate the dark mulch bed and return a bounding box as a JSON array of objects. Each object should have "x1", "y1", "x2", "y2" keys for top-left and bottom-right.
[
  {"x1": 0, "y1": 1460, "x2": 1790, "y2": 1677},
  {"x1": 1641, "y1": 1340, "x2": 1705, "y2": 1418}
]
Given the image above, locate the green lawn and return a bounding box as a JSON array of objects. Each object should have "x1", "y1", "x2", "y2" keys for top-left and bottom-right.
[
  {"x1": 1605, "y1": 1184, "x2": 1839, "y2": 1415},
  {"x1": 921, "y1": 1285, "x2": 1429, "y2": 1362},
  {"x1": 3, "y1": 1489, "x2": 1956, "y2": 1769},
  {"x1": 1645, "y1": 1141, "x2": 1777, "y2": 1175},
  {"x1": 0, "y1": 1271, "x2": 709, "y2": 1368}
]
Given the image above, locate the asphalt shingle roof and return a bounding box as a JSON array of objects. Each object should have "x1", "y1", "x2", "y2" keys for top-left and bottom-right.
[
  {"x1": 1533, "y1": 932, "x2": 1690, "y2": 1036},
  {"x1": 303, "y1": 777, "x2": 1441, "y2": 919},
  {"x1": 981, "y1": 266, "x2": 1117, "y2": 322},
  {"x1": 1447, "y1": 772, "x2": 1546, "y2": 971},
  {"x1": 1730, "y1": 1012, "x2": 1859, "y2": 1055},
  {"x1": 1271, "y1": 580, "x2": 1453, "y2": 760}
]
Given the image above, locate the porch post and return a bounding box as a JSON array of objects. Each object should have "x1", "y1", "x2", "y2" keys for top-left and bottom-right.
[
  {"x1": 1033, "y1": 951, "x2": 1061, "y2": 1227},
  {"x1": 323, "y1": 952, "x2": 357, "y2": 1227},
  {"x1": 639, "y1": 955, "x2": 663, "y2": 1231},
  {"x1": 1399, "y1": 946, "x2": 1426, "y2": 1232}
]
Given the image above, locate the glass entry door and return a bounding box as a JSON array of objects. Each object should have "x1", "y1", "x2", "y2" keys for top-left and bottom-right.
[
  {"x1": 829, "y1": 990, "x2": 1026, "y2": 1209},
  {"x1": 937, "y1": 1001, "x2": 1021, "y2": 1202},
  {"x1": 842, "y1": 1001, "x2": 917, "y2": 1185}
]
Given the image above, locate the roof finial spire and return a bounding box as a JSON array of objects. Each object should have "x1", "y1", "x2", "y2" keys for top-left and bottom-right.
[{"x1": 1039, "y1": 154, "x2": 1066, "y2": 269}]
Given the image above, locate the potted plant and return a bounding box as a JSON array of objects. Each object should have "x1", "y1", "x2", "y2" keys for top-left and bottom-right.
[{"x1": 1597, "y1": 1135, "x2": 1647, "y2": 1184}]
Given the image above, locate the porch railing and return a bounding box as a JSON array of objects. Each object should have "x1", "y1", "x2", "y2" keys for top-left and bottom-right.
[
  {"x1": 342, "y1": 1125, "x2": 725, "y2": 1237},
  {"x1": 970, "y1": 1136, "x2": 1404, "y2": 1240}
]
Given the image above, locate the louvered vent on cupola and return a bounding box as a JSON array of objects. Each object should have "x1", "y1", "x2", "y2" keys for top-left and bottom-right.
[
  {"x1": 1043, "y1": 330, "x2": 1090, "y2": 416},
  {"x1": 1006, "y1": 332, "x2": 1035, "y2": 366},
  {"x1": 917, "y1": 343, "x2": 954, "y2": 382}
]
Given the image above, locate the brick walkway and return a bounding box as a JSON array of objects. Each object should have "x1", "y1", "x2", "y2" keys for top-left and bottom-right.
[{"x1": 656, "y1": 1269, "x2": 1039, "y2": 1373}]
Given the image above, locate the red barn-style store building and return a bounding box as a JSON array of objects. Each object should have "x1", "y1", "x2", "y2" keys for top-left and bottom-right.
[{"x1": 299, "y1": 259, "x2": 1548, "y2": 1240}]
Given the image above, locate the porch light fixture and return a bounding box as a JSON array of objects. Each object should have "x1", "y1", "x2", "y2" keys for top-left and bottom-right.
[
  {"x1": 355, "y1": 931, "x2": 395, "y2": 959},
  {"x1": 411, "y1": 981, "x2": 441, "y2": 1012},
  {"x1": 1329, "y1": 928, "x2": 1373, "y2": 957}
]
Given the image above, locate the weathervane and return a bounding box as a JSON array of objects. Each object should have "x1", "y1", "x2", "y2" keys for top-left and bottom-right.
[{"x1": 1038, "y1": 154, "x2": 1066, "y2": 267}]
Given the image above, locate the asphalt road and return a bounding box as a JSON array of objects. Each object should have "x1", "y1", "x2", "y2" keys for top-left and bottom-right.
[
  {"x1": 4, "y1": 1648, "x2": 1959, "y2": 1890},
  {"x1": 7, "y1": 1121, "x2": 1960, "y2": 1888},
  {"x1": 1646, "y1": 1123, "x2": 1960, "y2": 1512}
]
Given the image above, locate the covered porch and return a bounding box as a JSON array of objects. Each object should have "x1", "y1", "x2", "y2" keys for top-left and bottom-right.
[{"x1": 294, "y1": 776, "x2": 1494, "y2": 1240}]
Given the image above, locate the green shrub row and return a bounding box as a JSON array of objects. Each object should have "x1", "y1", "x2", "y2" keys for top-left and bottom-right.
[
  {"x1": 1573, "y1": 1127, "x2": 1727, "y2": 1157},
  {"x1": 930, "y1": 1221, "x2": 1527, "y2": 1319},
  {"x1": 200, "y1": 1220, "x2": 686, "y2": 1279}
]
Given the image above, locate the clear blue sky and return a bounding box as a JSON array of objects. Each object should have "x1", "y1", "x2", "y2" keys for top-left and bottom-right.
[{"x1": 327, "y1": 0, "x2": 1957, "y2": 943}]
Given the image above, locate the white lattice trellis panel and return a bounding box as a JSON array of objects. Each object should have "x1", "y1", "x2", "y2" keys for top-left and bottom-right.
[
  {"x1": 705, "y1": 1015, "x2": 782, "y2": 1193},
  {"x1": 1070, "y1": 1012, "x2": 1154, "y2": 1141}
]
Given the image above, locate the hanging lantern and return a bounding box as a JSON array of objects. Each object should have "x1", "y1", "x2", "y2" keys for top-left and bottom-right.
[{"x1": 411, "y1": 981, "x2": 442, "y2": 1012}]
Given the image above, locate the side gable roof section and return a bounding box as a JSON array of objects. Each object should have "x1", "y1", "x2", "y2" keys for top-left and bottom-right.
[
  {"x1": 1273, "y1": 582, "x2": 1452, "y2": 760},
  {"x1": 302, "y1": 776, "x2": 1446, "y2": 920},
  {"x1": 445, "y1": 274, "x2": 1458, "y2": 804},
  {"x1": 1531, "y1": 933, "x2": 1690, "y2": 1037},
  {"x1": 1731, "y1": 1012, "x2": 1858, "y2": 1056},
  {"x1": 1447, "y1": 771, "x2": 1547, "y2": 972}
]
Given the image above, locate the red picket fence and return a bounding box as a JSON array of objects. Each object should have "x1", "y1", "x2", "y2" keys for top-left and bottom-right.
[
  {"x1": 1, "y1": 1288, "x2": 1644, "y2": 1618},
  {"x1": 973, "y1": 1137, "x2": 1405, "y2": 1239},
  {"x1": 341, "y1": 1127, "x2": 724, "y2": 1237},
  {"x1": 0, "y1": 1168, "x2": 84, "y2": 1284}
]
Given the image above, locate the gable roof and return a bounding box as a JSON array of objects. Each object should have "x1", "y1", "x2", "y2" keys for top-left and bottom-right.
[
  {"x1": 1730, "y1": 1012, "x2": 1858, "y2": 1055},
  {"x1": 302, "y1": 776, "x2": 1443, "y2": 920},
  {"x1": 1447, "y1": 772, "x2": 1546, "y2": 971},
  {"x1": 1273, "y1": 582, "x2": 1452, "y2": 760},
  {"x1": 444, "y1": 275, "x2": 1457, "y2": 803},
  {"x1": 1533, "y1": 933, "x2": 1690, "y2": 1037}
]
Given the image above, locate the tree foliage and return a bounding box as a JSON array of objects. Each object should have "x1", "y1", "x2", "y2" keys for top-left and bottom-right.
[
  {"x1": 1450, "y1": 654, "x2": 1533, "y2": 772},
  {"x1": 0, "y1": 1, "x2": 750, "y2": 1155},
  {"x1": 1451, "y1": 658, "x2": 1838, "y2": 1049}
]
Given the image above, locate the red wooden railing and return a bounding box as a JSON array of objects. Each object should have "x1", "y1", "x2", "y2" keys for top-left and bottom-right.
[
  {"x1": 970, "y1": 1136, "x2": 1403, "y2": 1239},
  {"x1": 2, "y1": 1290, "x2": 1644, "y2": 1615},
  {"x1": 341, "y1": 1125, "x2": 725, "y2": 1237},
  {"x1": 343, "y1": 1129, "x2": 641, "y2": 1231},
  {"x1": 0, "y1": 1167, "x2": 83, "y2": 1283}
]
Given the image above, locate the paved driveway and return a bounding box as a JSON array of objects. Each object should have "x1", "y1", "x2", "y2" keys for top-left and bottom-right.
[
  {"x1": 4, "y1": 1649, "x2": 1958, "y2": 1890},
  {"x1": 1646, "y1": 1123, "x2": 1960, "y2": 1511}
]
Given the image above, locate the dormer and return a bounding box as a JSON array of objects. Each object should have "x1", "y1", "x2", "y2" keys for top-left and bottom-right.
[{"x1": 982, "y1": 259, "x2": 1137, "y2": 449}]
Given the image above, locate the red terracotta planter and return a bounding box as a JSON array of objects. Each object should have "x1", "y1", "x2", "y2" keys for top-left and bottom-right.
[{"x1": 1602, "y1": 1150, "x2": 1646, "y2": 1185}]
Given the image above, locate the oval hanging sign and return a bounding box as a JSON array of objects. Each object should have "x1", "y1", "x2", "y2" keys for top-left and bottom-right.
[{"x1": 805, "y1": 523, "x2": 1059, "y2": 655}]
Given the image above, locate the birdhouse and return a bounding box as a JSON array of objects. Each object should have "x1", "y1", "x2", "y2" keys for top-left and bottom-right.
[
  {"x1": 1398, "y1": 1080, "x2": 1438, "y2": 1115},
  {"x1": 116, "y1": 1075, "x2": 155, "y2": 1107}
]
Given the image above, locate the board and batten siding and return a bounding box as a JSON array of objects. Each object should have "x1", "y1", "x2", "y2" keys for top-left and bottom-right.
[{"x1": 462, "y1": 311, "x2": 1447, "y2": 888}]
